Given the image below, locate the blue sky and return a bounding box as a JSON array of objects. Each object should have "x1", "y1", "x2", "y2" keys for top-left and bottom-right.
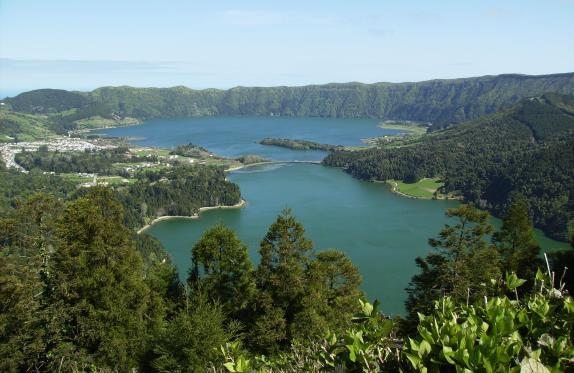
[{"x1": 0, "y1": 0, "x2": 573, "y2": 94}]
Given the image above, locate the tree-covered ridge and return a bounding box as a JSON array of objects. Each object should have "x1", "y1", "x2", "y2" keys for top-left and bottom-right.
[
  {"x1": 323, "y1": 93, "x2": 574, "y2": 240},
  {"x1": 3, "y1": 73, "x2": 574, "y2": 129},
  {"x1": 5, "y1": 89, "x2": 90, "y2": 114}
]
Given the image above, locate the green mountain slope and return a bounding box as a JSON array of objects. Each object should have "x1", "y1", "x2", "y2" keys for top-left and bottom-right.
[
  {"x1": 323, "y1": 93, "x2": 574, "y2": 240},
  {"x1": 5, "y1": 89, "x2": 90, "y2": 114},
  {"x1": 4, "y1": 73, "x2": 574, "y2": 128}
]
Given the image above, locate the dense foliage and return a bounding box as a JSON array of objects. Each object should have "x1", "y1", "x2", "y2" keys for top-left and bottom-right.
[
  {"x1": 121, "y1": 165, "x2": 241, "y2": 228},
  {"x1": 3, "y1": 73, "x2": 574, "y2": 129},
  {"x1": 1, "y1": 192, "x2": 367, "y2": 371},
  {"x1": 1, "y1": 183, "x2": 573, "y2": 370},
  {"x1": 3, "y1": 89, "x2": 90, "y2": 114},
  {"x1": 324, "y1": 93, "x2": 574, "y2": 240},
  {"x1": 404, "y1": 272, "x2": 574, "y2": 372},
  {"x1": 221, "y1": 205, "x2": 574, "y2": 372},
  {"x1": 222, "y1": 273, "x2": 574, "y2": 372},
  {"x1": 0, "y1": 168, "x2": 76, "y2": 212},
  {"x1": 259, "y1": 138, "x2": 344, "y2": 151},
  {"x1": 0, "y1": 190, "x2": 168, "y2": 371},
  {"x1": 0, "y1": 161, "x2": 242, "y2": 232},
  {"x1": 169, "y1": 143, "x2": 211, "y2": 158},
  {"x1": 404, "y1": 202, "x2": 541, "y2": 333}
]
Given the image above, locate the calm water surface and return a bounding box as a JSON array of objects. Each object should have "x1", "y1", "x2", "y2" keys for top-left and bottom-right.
[
  {"x1": 92, "y1": 116, "x2": 399, "y2": 161},
  {"x1": 148, "y1": 164, "x2": 460, "y2": 315},
  {"x1": 98, "y1": 117, "x2": 570, "y2": 315}
]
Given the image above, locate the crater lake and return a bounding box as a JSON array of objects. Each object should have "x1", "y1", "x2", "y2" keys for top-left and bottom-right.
[{"x1": 95, "y1": 116, "x2": 570, "y2": 315}]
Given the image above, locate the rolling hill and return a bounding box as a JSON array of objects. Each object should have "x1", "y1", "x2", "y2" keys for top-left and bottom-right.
[{"x1": 323, "y1": 93, "x2": 574, "y2": 240}]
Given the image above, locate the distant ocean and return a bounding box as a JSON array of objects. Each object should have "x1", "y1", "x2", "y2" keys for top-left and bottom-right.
[
  {"x1": 0, "y1": 89, "x2": 25, "y2": 99},
  {"x1": 0, "y1": 87, "x2": 93, "y2": 99}
]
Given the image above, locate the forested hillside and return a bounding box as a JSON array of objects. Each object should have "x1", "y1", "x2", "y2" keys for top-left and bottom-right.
[
  {"x1": 0, "y1": 164, "x2": 241, "y2": 231},
  {"x1": 5, "y1": 89, "x2": 90, "y2": 114},
  {"x1": 3, "y1": 73, "x2": 574, "y2": 129},
  {"x1": 323, "y1": 93, "x2": 574, "y2": 240},
  {"x1": 1, "y1": 186, "x2": 573, "y2": 371}
]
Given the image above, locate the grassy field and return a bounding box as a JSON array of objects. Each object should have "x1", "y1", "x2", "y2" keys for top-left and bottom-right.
[
  {"x1": 378, "y1": 121, "x2": 428, "y2": 136},
  {"x1": 60, "y1": 173, "x2": 93, "y2": 183},
  {"x1": 133, "y1": 148, "x2": 172, "y2": 157},
  {"x1": 0, "y1": 111, "x2": 55, "y2": 141},
  {"x1": 388, "y1": 177, "x2": 443, "y2": 199},
  {"x1": 73, "y1": 116, "x2": 140, "y2": 130}
]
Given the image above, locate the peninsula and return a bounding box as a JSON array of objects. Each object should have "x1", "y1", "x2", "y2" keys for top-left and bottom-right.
[{"x1": 258, "y1": 138, "x2": 345, "y2": 152}]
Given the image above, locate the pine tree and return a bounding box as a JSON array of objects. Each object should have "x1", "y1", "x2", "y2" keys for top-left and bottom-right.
[
  {"x1": 256, "y1": 208, "x2": 313, "y2": 308},
  {"x1": 291, "y1": 250, "x2": 363, "y2": 339},
  {"x1": 45, "y1": 187, "x2": 164, "y2": 371},
  {"x1": 152, "y1": 292, "x2": 239, "y2": 372},
  {"x1": 494, "y1": 196, "x2": 541, "y2": 284},
  {"x1": 188, "y1": 224, "x2": 255, "y2": 317},
  {"x1": 0, "y1": 194, "x2": 64, "y2": 371},
  {"x1": 405, "y1": 204, "x2": 501, "y2": 333},
  {"x1": 252, "y1": 208, "x2": 313, "y2": 351}
]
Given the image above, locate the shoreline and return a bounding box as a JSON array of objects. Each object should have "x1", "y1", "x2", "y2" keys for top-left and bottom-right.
[
  {"x1": 71, "y1": 118, "x2": 143, "y2": 136},
  {"x1": 383, "y1": 180, "x2": 425, "y2": 199},
  {"x1": 378, "y1": 122, "x2": 428, "y2": 135},
  {"x1": 137, "y1": 199, "x2": 247, "y2": 234},
  {"x1": 383, "y1": 180, "x2": 460, "y2": 201}
]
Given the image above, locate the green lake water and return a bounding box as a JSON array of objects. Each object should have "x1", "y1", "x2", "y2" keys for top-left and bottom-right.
[{"x1": 98, "y1": 117, "x2": 571, "y2": 316}]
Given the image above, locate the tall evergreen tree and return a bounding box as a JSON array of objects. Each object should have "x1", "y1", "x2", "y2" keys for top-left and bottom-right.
[
  {"x1": 0, "y1": 194, "x2": 64, "y2": 371},
  {"x1": 188, "y1": 224, "x2": 255, "y2": 317},
  {"x1": 152, "y1": 292, "x2": 239, "y2": 373},
  {"x1": 291, "y1": 250, "x2": 363, "y2": 339},
  {"x1": 45, "y1": 187, "x2": 164, "y2": 371},
  {"x1": 252, "y1": 209, "x2": 313, "y2": 351},
  {"x1": 256, "y1": 208, "x2": 313, "y2": 308},
  {"x1": 405, "y1": 205, "x2": 501, "y2": 333},
  {"x1": 494, "y1": 196, "x2": 541, "y2": 285}
]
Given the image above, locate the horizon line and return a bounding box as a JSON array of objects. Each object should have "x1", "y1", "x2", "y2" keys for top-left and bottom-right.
[{"x1": 3, "y1": 71, "x2": 573, "y2": 97}]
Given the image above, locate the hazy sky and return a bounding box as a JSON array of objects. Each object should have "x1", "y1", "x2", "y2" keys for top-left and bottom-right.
[{"x1": 0, "y1": 0, "x2": 573, "y2": 94}]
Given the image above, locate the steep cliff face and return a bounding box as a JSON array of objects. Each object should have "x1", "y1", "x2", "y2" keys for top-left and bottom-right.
[
  {"x1": 213, "y1": 73, "x2": 574, "y2": 127},
  {"x1": 6, "y1": 73, "x2": 574, "y2": 128}
]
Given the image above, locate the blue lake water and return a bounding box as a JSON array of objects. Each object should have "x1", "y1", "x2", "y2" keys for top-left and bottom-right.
[
  {"x1": 92, "y1": 116, "x2": 399, "y2": 161},
  {"x1": 96, "y1": 117, "x2": 570, "y2": 315}
]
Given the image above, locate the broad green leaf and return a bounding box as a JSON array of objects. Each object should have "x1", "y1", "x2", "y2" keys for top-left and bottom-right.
[
  {"x1": 419, "y1": 340, "x2": 431, "y2": 357},
  {"x1": 519, "y1": 357, "x2": 550, "y2": 373},
  {"x1": 380, "y1": 319, "x2": 394, "y2": 338},
  {"x1": 347, "y1": 345, "x2": 357, "y2": 362}
]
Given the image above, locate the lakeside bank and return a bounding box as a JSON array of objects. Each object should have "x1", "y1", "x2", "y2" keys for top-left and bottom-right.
[{"x1": 137, "y1": 199, "x2": 247, "y2": 234}]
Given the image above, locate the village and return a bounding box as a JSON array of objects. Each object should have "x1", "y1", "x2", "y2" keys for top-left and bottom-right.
[
  {"x1": 0, "y1": 137, "x2": 112, "y2": 172},
  {"x1": 0, "y1": 134, "x2": 242, "y2": 190}
]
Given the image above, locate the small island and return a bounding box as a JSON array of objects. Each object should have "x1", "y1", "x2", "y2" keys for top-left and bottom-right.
[{"x1": 259, "y1": 138, "x2": 345, "y2": 152}]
